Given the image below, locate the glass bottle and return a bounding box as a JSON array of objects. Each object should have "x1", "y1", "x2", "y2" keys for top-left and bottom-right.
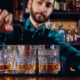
[
  {"x1": 57, "y1": 0, "x2": 60, "y2": 12},
  {"x1": 75, "y1": 0, "x2": 79, "y2": 12},
  {"x1": 73, "y1": 26, "x2": 78, "y2": 44},
  {"x1": 68, "y1": 0, "x2": 73, "y2": 12},
  {"x1": 52, "y1": 23, "x2": 56, "y2": 31},
  {"x1": 54, "y1": 0, "x2": 57, "y2": 12},
  {"x1": 70, "y1": 24, "x2": 75, "y2": 44},
  {"x1": 62, "y1": 0, "x2": 66, "y2": 12},
  {"x1": 66, "y1": 26, "x2": 71, "y2": 44},
  {"x1": 47, "y1": 19, "x2": 51, "y2": 29},
  {"x1": 57, "y1": 24, "x2": 65, "y2": 42}
]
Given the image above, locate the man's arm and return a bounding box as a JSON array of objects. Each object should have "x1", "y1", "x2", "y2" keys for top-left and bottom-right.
[
  {"x1": 0, "y1": 9, "x2": 26, "y2": 44},
  {"x1": 0, "y1": 19, "x2": 25, "y2": 44},
  {"x1": 52, "y1": 31, "x2": 80, "y2": 70}
]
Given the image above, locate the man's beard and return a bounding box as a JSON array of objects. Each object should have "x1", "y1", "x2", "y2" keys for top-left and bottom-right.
[{"x1": 30, "y1": 6, "x2": 50, "y2": 23}]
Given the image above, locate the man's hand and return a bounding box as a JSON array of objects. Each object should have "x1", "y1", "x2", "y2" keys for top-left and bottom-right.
[{"x1": 0, "y1": 9, "x2": 13, "y2": 33}]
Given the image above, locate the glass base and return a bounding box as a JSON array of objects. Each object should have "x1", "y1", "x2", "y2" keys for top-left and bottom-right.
[{"x1": 39, "y1": 70, "x2": 59, "y2": 74}]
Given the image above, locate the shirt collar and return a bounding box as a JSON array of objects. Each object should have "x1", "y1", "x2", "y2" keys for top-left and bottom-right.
[{"x1": 24, "y1": 18, "x2": 45, "y2": 35}]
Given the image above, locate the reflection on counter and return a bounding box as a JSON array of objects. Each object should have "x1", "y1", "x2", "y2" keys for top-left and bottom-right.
[{"x1": 0, "y1": 77, "x2": 79, "y2": 80}]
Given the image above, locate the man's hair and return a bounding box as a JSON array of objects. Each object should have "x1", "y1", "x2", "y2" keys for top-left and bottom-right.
[
  {"x1": 32, "y1": 0, "x2": 55, "y2": 3},
  {"x1": 31, "y1": 0, "x2": 55, "y2": 6}
]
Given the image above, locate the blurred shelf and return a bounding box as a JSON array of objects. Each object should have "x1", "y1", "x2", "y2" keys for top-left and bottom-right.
[{"x1": 23, "y1": 12, "x2": 80, "y2": 20}]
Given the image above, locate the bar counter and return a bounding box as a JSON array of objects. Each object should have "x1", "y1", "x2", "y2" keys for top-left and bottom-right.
[
  {"x1": 0, "y1": 76, "x2": 80, "y2": 80},
  {"x1": 0, "y1": 71, "x2": 80, "y2": 80}
]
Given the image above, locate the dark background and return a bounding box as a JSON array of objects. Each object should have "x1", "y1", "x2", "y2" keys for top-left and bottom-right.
[{"x1": 0, "y1": 0, "x2": 13, "y2": 13}]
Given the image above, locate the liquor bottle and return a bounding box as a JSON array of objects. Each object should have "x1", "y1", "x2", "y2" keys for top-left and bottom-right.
[
  {"x1": 46, "y1": 19, "x2": 51, "y2": 29},
  {"x1": 63, "y1": 0, "x2": 66, "y2": 12},
  {"x1": 71, "y1": 24, "x2": 75, "y2": 34},
  {"x1": 78, "y1": 2, "x2": 80, "y2": 12},
  {"x1": 70, "y1": 67, "x2": 75, "y2": 71},
  {"x1": 59, "y1": 0, "x2": 62, "y2": 12},
  {"x1": 62, "y1": 0, "x2": 66, "y2": 12},
  {"x1": 77, "y1": 35, "x2": 80, "y2": 44},
  {"x1": 62, "y1": 0, "x2": 64, "y2": 12},
  {"x1": 60, "y1": 0, "x2": 63, "y2": 12},
  {"x1": 56, "y1": 0, "x2": 60, "y2": 12},
  {"x1": 66, "y1": 26, "x2": 71, "y2": 35},
  {"x1": 74, "y1": 26, "x2": 78, "y2": 44},
  {"x1": 66, "y1": 26, "x2": 71, "y2": 44},
  {"x1": 52, "y1": 23, "x2": 56, "y2": 31},
  {"x1": 70, "y1": 24, "x2": 75, "y2": 44},
  {"x1": 68, "y1": 0, "x2": 73, "y2": 12},
  {"x1": 57, "y1": 24, "x2": 65, "y2": 42},
  {"x1": 54, "y1": 0, "x2": 57, "y2": 12},
  {"x1": 75, "y1": 0, "x2": 79, "y2": 12}
]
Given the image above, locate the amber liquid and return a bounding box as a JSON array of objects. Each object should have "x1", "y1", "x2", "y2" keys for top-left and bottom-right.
[
  {"x1": 39, "y1": 64, "x2": 59, "y2": 70},
  {"x1": 0, "y1": 64, "x2": 12, "y2": 70},
  {"x1": 16, "y1": 65, "x2": 36, "y2": 70}
]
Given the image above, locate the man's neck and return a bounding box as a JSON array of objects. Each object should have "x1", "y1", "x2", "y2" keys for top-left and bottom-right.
[{"x1": 30, "y1": 16, "x2": 44, "y2": 29}]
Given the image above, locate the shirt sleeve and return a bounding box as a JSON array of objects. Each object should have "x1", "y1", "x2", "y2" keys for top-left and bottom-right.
[
  {"x1": 0, "y1": 19, "x2": 24, "y2": 44},
  {"x1": 52, "y1": 31, "x2": 80, "y2": 71}
]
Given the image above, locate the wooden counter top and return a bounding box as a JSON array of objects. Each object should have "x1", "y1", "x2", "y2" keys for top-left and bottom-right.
[{"x1": 0, "y1": 76, "x2": 80, "y2": 80}]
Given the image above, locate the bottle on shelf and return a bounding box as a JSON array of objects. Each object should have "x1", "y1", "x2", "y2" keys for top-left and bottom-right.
[
  {"x1": 77, "y1": 25, "x2": 80, "y2": 44},
  {"x1": 62, "y1": 0, "x2": 66, "y2": 12},
  {"x1": 54, "y1": 0, "x2": 57, "y2": 12},
  {"x1": 69, "y1": 34, "x2": 73, "y2": 44},
  {"x1": 78, "y1": 2, "x2": 80, "y2": 12},
  {"x1": 68, "y1": 0, "x2": 73, "y2": 12},
  {"x1": 74, "y1": 26, "x2": 78, "y2": 44},
  {"x1": 59, "y1": 0, "x2": 61, "y2": 12},
  {"x1": 77, "y1": 35, "x2": 80, "y2": 44},
  {"x1": 46, "y1": 19, "x2": 51, "y2": 29},
  {"x1": 70, "y1": 67, "x2": 75, "y2": 71},
  {"x1": 75, "y1": 0, "x2": 79, "y2": 12},
  {"x1": 52, "y1": 23, "x2": 56, "y2": 31},
  {"x1": 57, "y1": 23, "x2": 65, "y2": 42},
  {"x1": 57, "y1": 0, "x2": 60, "y2": 12},
  {"x1": 70, "y1": 24, "x2": 75, "y2": 44},
  {"x1": 66, "y1": 26, "x2": 71, "y2": 44},
  {"x1": 59, "y1": 0, "x2": 62, "y2": 12}
]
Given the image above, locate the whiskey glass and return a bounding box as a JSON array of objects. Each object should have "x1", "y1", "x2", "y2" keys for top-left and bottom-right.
[
  {"x1": 38, "y1": 45, "x2": 60, "y2": 74},
  {"x1": 3, "y1": 45, "x2": 13, "y2": 74},
  {"x1": 16, "y1": 45, "x2": 37, "y2": 74}
]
